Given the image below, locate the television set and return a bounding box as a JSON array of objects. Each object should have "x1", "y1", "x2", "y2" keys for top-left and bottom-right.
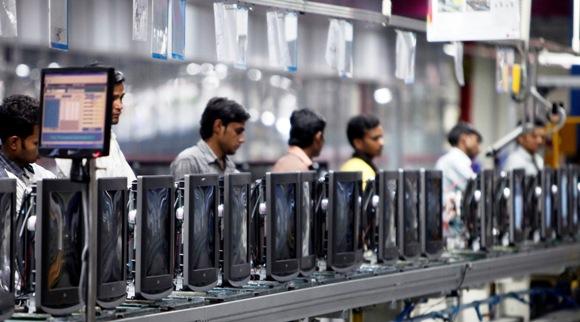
[
  {"x1": 135, "y1": 175, "x2": 175, "y2": 300},
  {"x1": 38, "y1": 67, "x2": 114, "y2": 159},
  {"x1": 298, "y1": 171, "x2": 317, "y2": 275},
  {"x1": 493, "y1": 172, "x2": 510, "y2": 246},
  {"x1": 35, "y1": 179, "x2": 85, "y2": 315},
  {"x1": 569, "y1": 166, "x2": 579, "y2": 236},
  {"x1": 508, "y1": 169, "x2": 526, "y2": 245},
  {"x1": 398, "y1": 170, "x2": 421, "y2": 259},
  {"x1": 480, "y1": 170, "x2": 495, "y2": 250},
  {"x1": 96, "y1": 177, "x2": 128, "y2": 308},
  {"x1": 182, "y1": 174, "x2": 220, "y2": 291},
  {"x1": 0, "y1": 179, "x2": 15, "y2": 320},
  {"x1": 555, "y1": 169, "x2": 571, "y2": 238},
  {"x1": 377, "y1": 170, "x2": 400, "y2": 262},
  {"x1": 420, "y1": 170, "x2": 443, "y2": 259},
  {"x1": 223, "y1": 173, "x2": 252, "y2": 287},
  {"x1": 523, "y1": 174, "x2": 541, "y2": 242},
  {"x1": 540, "y1": 168, "x2": 556, "y2": 241},
  {"x1": 460, "y1": 177, "x2": 479, "y2": 250},
  {"x1": 327, "y1": 171, "x2": 362, "y2": 272},
  {"x1": 265, "y1": 172, "x2": 300, "y2": 281},
  {"x1": 360, "y1": 178, "x2": 377, "y2": 255}
]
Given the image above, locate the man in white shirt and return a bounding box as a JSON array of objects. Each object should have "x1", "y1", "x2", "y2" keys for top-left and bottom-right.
[
  {"x1": 55, "y1": 69, "x2": 136, "y2": 186},
  {"x1": 0, "y1": 95, "x2": 55, "y2": 210},
  {"x1": 503, "y1": 119, "x2": 546, "y2": 176}
]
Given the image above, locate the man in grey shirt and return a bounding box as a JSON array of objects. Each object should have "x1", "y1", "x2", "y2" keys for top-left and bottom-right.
[{"x1": 171, "y1": 97, "x2": 250, "y2": 179}]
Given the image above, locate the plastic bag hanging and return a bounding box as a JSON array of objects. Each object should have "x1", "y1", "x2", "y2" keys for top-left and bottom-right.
[
  {"x1": 395, "y1": 30, "x2": 416, "y2": 84},
  {"x1": 132, "y1": 0, "x2": 148, "y2": 41},
  {"x1": 266, "y1": 11, "x2": 298, "y2": 73},
  {"x1": 496, "y1": 47, "x2": 515, "y2": 93},
  {"x1": 213, "y1": 2, "x2": 248, "y2": 68},
  {"x1": 171, "y1": 0, "x2": 186, "y2": 60},
  {"x1": 0, "y1": 0, "x2": 17, "y2": 37},
  {"x1": 325, "y1": 19, "x2": 353, "y2": 78},
  {"x1": 49, "y1": 0, "x2": 68, "y2": 50},
  {"x1": 151, "y1": 0, "x2": 169, "y2": 60},
  {"x1": 452, "y1": 41, "x2": 464, "y2": 86}
]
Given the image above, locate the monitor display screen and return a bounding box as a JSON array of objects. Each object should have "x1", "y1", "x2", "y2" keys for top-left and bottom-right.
[
  {"x1": 560, "y1": 174, "x2": 568, "y2": 223},
  {"x1": 0, "y1": 192, "x2": 11, "y2": 295},
  {"x1": 426, "y1": 176, "x2": 443, "y2": 242},
  {"x1": 274, "y1": 184, "x2": 297, "y2": 261},
  {"x1": 573, "y1": 174, "x2": 579, "y2": 226},
  {"x1": 383, "y1": 178, "x2": 398, "y2": 248},
  {"x1": 231, "y1": 185, "x2": 248, "y2": 265},
  {"x1": 514, "y1": 176, "x2": 524, "y2": 231},
  {"x1": 191, "y1": 186, "x2": 216, "y2": 269},
  {"x1": 404, "y1": 174, "x2": 419, "y2": 244},
  {"x1": 301, "y1": 182, "x2": 313, "y2": 257},
  {"x1": 335, "y1": 181, "x2": 355, "y2": 253},
  {"x1": 40, "y1": 71, "x2": 110, "y2": 151},
  {"x1": 100, "y1": 190, "x2": 124, "y2": 284},
  {"x1": 143, "y1": 188, "x2": 171, "y2": 277},
  {"x1": 47, "y1": 191, "x2": 83, "y2": 291},
  {"x1": 545, "y1": 177, "x2": 553, "y2": 229}
]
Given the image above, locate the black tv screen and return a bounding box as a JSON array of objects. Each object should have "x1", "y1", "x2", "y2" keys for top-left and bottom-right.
[
  {"x1": 402, "y1": 171, "x2": 420, "y2": 258},
  {"x1": 482, "y1": 170, "x2": 494, "y2": 249},
  {"x1": 558, "y1": 170, "x2": 569, "y2": 236},
  {"x1": 0, "y1": 179, "x2": 15, "y2": 320},
  {"x1": 510, "y1": 169, "x2": 525, "y2": 244},
  {"x1": 274, "y1": 184, "x2": 297, "y2": 260},
  {"x1": 335, "y1": 181, "x2": 356, "y2": 253},
  {"x1": 423, "y1": 171, "x2": 443, "y2": 257},
  {"x1": 144, "y1": 188, "x2": 171, "y2": 276},
  {"x1": 231, "y1": 185, "x2": 248, "y2": 265},
  {"x1": 378, "y1": 171, "x2": 399, "y2": 262},
  {"x1": 298, "y1": 171, "x2": 317, "y2": 275},
  {"x1": 191, "y1": 186, "x2": 216, "y2": 269}
]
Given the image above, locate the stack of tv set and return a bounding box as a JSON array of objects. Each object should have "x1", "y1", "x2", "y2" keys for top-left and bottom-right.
[{"x1": 0, "y1": 166, "x2": 579, "y2": 318}]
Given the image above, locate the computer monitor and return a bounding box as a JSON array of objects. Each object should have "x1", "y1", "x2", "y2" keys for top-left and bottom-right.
[
  {"x1": 360, "y1": 178, "x2": 377, "y2": 255},
  {"x1": 460, "y1": 177, "x2": 479, "y2": 250},
  {"x1": 39, "y1": 67, "x2": 115, "y2": 159},
  {"x1": 265, "y1": 172, "x2": 300, "y2": 281},
  {"x1": 508, "y1": 169, "x2": 526, "y2": 245},
  {"x1": 377, "y1": 170, "x2": 400, "y2": 263},
  {"x1": 555, "y1": 169, "x2": 570, "y2": 238},
  {"x1": 35, "y1": 179, "x2": 85, "y2": 315},
  {"x1": 135, "y1": 175, "x2": 175, "y2": 300},
  {"x1": 327, "y1": 171, "x2": 362, "y2": 272},
  {"x1": 540, "y1": 168, "x2": 555, "y2": 241},
  {"x1": 480, "y1": 170, "x2": 495, "y2": 250},
  {"x1": 569, "y1": 166, "x2": 579, "y2": 236},
  {"x1": 524, "y1": 175, "x2": 541, "y2": 242},
  {"x1": 420, "y1": 170, "x2": 443, "y2": 259},
  {"x1": 493, "y1": 172, "x2": 510, "y2": 246},
  {"x1": 0, "y1": 179, "x2": 15, "y2": 320},
  {"x1": 96, "y1": 177, "x2": 128, "y2": 308},
  {"x1": 183, "y1": 174, "x2": 220, "y2": 291},
  {"x1": 398, "y1": 170, "x2": 421, "y2": 260},
  {"x1": 223, "y1": 173, "x2": 252, "y2": 287},
  {"x1": 298, "y1": 171, "x2": 317, "y2": 276}
]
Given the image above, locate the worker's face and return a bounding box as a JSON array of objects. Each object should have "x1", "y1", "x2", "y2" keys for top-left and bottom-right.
[
  {"x1": 518, "y1": 127, "x2": 546, "y2": 154},
  {"x1": 354, "y1": 125, "x2": 384, "y2": 158},
  {"x1": 312, "y1": 131, "x2": 325, "y2": 158},
  {"x1": 4, "y1": 126, "x2": 39, "y2": 166},
  {"x1": 462, "y1": 133, "x2": 481, "y2": 159},
  {"x1": 217, "y1": 121, "x2": 246, "y2": 155},
  {"x1": 111, "y1": 83, "x2": 125, "y2": 125}
]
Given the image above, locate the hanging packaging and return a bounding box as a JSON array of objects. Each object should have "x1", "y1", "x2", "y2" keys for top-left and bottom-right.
[
  {"x1": 266, "y1": 11, "x2": 298, "y2": 73},
  {"x1": 452, "y1": 41, "x2": 464, "y2": 86},
  {"x1": 132, "y1": 0, "x2": 148, "y2": 41},
  {"x1": 325, "y1": 19, "x2": 353, "y2": 78},
  {"x1": 395, "y1": 30, "x2": 417, "y2": 84},
  {"x1": 49, "y1": 0, "x2": 68, "y2": 50},
  {"x1": 171, "y1": 0, "x2": 186, "y2": 60},
  {"x1": 151, "y1": 0, "x2": 169, "y2": 60},
  {"x1": 0, "y1": 0, "x2": 17, "y2": 37},
  {"x1": 496, "y1": 46, "x2": 515, "y2": 93},
  {"x1": 214, "y1": 2, "x2": 248, "y2": 68}
]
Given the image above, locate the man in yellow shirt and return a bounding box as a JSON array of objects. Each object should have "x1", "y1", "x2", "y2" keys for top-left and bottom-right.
[{"x1": 340, "y1": 115, "x2": 384, "y2": 185}]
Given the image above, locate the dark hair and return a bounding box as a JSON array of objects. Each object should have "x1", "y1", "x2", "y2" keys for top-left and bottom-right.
[
  {"x1": 288, "y1": 109, "x2": 326, "y2": 148},
  {"x1": 86, "y1": 62, "x2": 125, "y2": 84},
  {"x1": 346, "y1": 115, "x2": 380, "y2": 149},
  {"x1": 0, "y1": 95, "x2": 40, "y2": 142},
  {"x1": 447, "y1": 122, "x2": 482, "y2": 146},
  {"x1": 199, "y1": 97, "x2": 250, "y2": 140}
]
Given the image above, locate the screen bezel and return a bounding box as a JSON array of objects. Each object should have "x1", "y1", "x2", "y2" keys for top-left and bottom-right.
[
  {"x1": 183, "y1": 174, "x2": 220, "y2": 291},
  {"x1": 38, "y1": 67, "x2": 114, "y2": 159},
  {"x1": 35, "y1": 179, "x2": 85, "y2": 315},
  {"x1": 265, "y1": 172, "x2": 300, "y2": 281},
  {"x1": 378, "y1": 170, "x2": 400, "y2": 263},
  {"x1": 96, "y1": 177, "x2": 128, "y2": 307},
  {"x1": 135, "y1": 175, "x2": 175, "y2": 300},
  {"x1": 399, "y1": 170, "x2": 421, "y2": 259},
  {"x1": 298, "y1": 171, "x2": 317, "y2": 275},
  {"x1": 508, "y1": 169, "x2": 526, "y2": 245},
  {"x1": 223, "y1": 173, "x2": 252, "y2": 287},
  {"x1": 327, "y1": 171, "x2": 362, "y2": 273},
  {"x1": 420, "y1": 170, "x2": 443, "y2": 258},
  {"x1": 540, "y1": 168, "x2": 555, "y2": 240},
  {"x1": 0, "y1": 179, "x2": 15, "y2": 320}
]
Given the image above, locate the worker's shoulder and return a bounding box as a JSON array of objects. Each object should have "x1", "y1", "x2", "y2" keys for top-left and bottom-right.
[{"x1": 340, "y1": 157, "x2": 372, "y2": 172}]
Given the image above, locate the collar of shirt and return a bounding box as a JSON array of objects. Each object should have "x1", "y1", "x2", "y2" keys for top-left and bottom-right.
[
  {"x1": 351, "y1": 151, "x2": 377, "y2": 172},
  {"x1": 449, "y1": 147, "x2": 472, "y2": 167},
  {"x1": 0, "y1": 150, "x2": 33, "y2": 181},
  {"x1": 287, "y1": 146, "x2": 313, "y2": 168},
  {"x1": 196, "y1": 140, "x2": 236, "y2": 170}
]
